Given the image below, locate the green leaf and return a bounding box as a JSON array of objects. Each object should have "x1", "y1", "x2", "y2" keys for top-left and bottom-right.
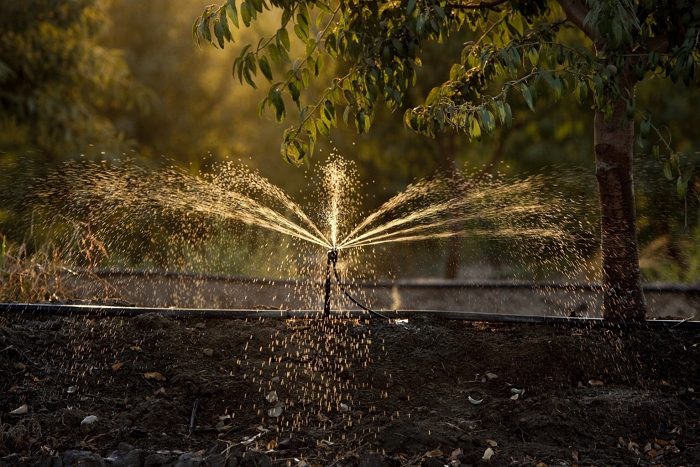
[
  {"x1": 504, "y1": 102, "x2": 512, "y2": 129},
  {"x1": 425, "y1": 87, "x2": 440, "y2": 106},
  {"x1": 663, "y1": 161, "x2": 673, "y2": 180},
  {"x1": 469, "y1": 115, "x2": 481, "y2": 141},
  {"x1": 520, "y1": 83, "x2": 535, "y2": 112},
  {"x1": 640, "y1": 119, "x2": 650, "y2": 139},
  {"x1": 494, "y1": 100, "x2": 506, "y2": 125},
  {"x1": 317, "y1": 118, "x2": 330, "y2": 136},
  {"x1": 241, "y1": 2, "x2": 252, "y2": 27},
  {"x1": 225, "y1": 1, "x2": 240, "y2": 28},
  {"x1": 652, "y1": 144, "x2": 660, "y2": 160},
  {"x1": 278, "y1": 28, "x2": 291, "y2": 51},
  {"x1": 677, "y1": 177, "x2": 688, "y2": 199},
  {"x1": 257, "y1": 97, "x2": 267, "y2": 118},
  {"x1": 575, "y1": 79, "x2": 588, "y2": 105},
  {"x1": 344, "y1": 105, "x2": 352, "y2": 124},
  {"x1": 294, "y1": 23, "x2": 309, "y2": 43},
  {"x1": 214, "y1": 23, "x2": 225, "y2": 48},
  {"x1": 301, "y1": 68, "x2": 310, "y2": 88},
  {"x1": 527, "y1": 47, "x2": 539, "y2": 67},
  {"x1": 268, "y1": 43, "x2": 281, "y2": 65},
  {"x1": 259, "y1": 55, "x2": 272, "y2": 81},
  {"x1": 271, "y1": 90, "x2": 285, "y2": 123},
  {"x1": 314, "y1": 54, "x2": 324, "y2": 76},
  {"x1": 407, "y1": 0, "x2": 418, "y2": 15}
]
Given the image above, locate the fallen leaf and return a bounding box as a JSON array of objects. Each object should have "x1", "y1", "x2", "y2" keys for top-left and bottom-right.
[
  {"x1": 316, "y1": 413, "x2": 329, "y2": 422},
  {"x1": 510, "y1": 394, "x2": 519, "y2": 400},
  {"x1": 202, "y1": 348, "x2": 214, "y2": 357},
  {"x1": 536, "y1": 462, "x2": 548, "y2": 467},
  {"x1": 266, "y1": 440, "x2": 277, "y2": 450},
  {"x1": 111, "y1": 362, "x2": 123, "y2": 371},
  {"x1": 449, "y1": 448, "x2": 462, "y2": 461},
  {"x1": 485, "y1": 439, "x2": 498, "y2": 447},
  {"x1": 628, "y1": 441, "x2": 639, "y2": 451},
  {"x1": 588, "y1": 380, "x2": 604, "y2": 387},
  {"x1": 482, "y1": 447, "x2": 494, "y2": 461},
  {"x1": 425, "y1": 449, "x2": 443, "y2": 457},
  {"x1": 571, "y1": 450, "x2": 579, "y2": 461},
  {"x1": 144, "y1": 372, "x2": 166, "y2": 381},
  {"x1": 9, "y1": 386, "x2": 18, "y2": 392},
  {"x1": 130, "y1": 346, "x2": 141, "y2": 351},
  {"x1": 661, "y1": 380, "x2": 671, "y2": 387},
  {"x1": 154, "y1": 387, "x2": 166, "y2": 395},
  {"x1": 10, "y1": 404, "x2": 28, "y2": 415},
  {"x1": 648, "y1": 449, "x2": 658, "y2": 458},
  {"x1": 31, "y1": 375, "x2": 40, "y2": 382}
]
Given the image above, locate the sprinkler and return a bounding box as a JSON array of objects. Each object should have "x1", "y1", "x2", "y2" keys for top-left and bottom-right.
[
  {"x1": 323, "y1": 248, "x2": 389, "y2": 320},
  {"x1": 323, "y1": 249, "x2": 337, "y2": 317}
]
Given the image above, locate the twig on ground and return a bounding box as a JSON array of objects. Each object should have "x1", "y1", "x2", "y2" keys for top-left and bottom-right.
[{"x1": 189, "y1": 398, "x2": 199, "y2": 436}]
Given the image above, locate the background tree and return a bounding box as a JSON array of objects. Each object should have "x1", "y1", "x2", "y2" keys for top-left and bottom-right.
[
  {"x1": 194, "y1": 0, "x2": 700, "y2": 320},
  {"x1": 0, "y1": 0, "x2": 152, "y2": 244}
]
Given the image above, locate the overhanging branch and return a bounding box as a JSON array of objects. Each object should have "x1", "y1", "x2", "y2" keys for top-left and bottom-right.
[
  {"x1": 447, "y1": 0, "x2": 508, "y2": 10},
  {"x1": 556, "y1": 0, "x2": 593, "y2": 40}
]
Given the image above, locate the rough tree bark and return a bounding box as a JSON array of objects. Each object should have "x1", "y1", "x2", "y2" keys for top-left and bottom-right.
[{"x1": 594, "y1": 69, "x2": 647, "y2": 320}]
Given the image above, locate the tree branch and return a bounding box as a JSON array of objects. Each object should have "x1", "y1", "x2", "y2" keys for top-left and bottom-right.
[
  {"x1": 556, "y1": 0, "x2": 594, "y2": 40},
  {"x1": 447, "y1": 0, "x2": 508, "y2": 10}
]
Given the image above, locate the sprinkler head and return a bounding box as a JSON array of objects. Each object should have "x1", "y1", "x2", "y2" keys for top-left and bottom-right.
[{"x1": 328, "y1": 248, "x2": 338, "y2": 264}]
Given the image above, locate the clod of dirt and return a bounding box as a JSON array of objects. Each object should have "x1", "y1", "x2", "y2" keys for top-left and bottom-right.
[{"x1": 131, "y1": 313, "x2": 175, "y2": 330}]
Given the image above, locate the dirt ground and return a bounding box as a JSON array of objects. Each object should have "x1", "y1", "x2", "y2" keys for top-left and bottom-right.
[{"x1": 1, "y1": 310, "x2": 699, "y2": 467}]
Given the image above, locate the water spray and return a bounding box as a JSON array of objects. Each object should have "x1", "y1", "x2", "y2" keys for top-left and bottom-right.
[{"x1": 323, "y1": 248, "x2": 389, "y2": 320}]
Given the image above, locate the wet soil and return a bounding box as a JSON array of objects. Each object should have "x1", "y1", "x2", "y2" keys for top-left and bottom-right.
[{"x1": 1, "y1": 311, "x2": 699, "y2": 466}]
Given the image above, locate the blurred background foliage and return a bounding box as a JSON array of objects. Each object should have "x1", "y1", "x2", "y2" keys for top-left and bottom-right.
[{"x1": 1, "y1": 0, "x2": 699, "y2": 286}]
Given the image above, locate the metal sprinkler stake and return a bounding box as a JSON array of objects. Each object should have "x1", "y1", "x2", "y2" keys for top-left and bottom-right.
[{"x1": 323, "y1": 249, "x2": 338, "y2": 318}]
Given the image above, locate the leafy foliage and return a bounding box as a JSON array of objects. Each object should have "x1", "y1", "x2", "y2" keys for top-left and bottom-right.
[
  {"x1": 0, "y1": 0, "x2": 153, "y2": 159},
  {"x1": 194, "y1": 0, "x2": 699, "y2": 197}
]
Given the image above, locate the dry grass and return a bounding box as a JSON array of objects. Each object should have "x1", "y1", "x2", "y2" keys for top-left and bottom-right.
[{"x1": 0, "y1": 234, "x2": 73, "y2": 303}]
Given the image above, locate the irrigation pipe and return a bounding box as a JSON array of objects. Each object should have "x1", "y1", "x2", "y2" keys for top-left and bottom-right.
[{"x1": 1, "y1": 303, "x2": 699, "y2": 330}]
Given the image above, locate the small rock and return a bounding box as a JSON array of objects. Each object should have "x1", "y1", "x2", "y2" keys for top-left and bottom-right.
[
  {"x1": 174, "y1": 453, "x2": 202, "y2": 467},
  {"x1": 270, "y1": 377, "x2": 280, "y2": 383},
  {"x1": 63, "y1": 452, "x2": 105, "y2": 467},
  {"x1": 202, "y1": 348, "x2": 214, "y2": 357},
  {"x1": 266, "y1": 391, "x2": 278, "y2": 403},
  {"x1": 195, "y1": 323, "x2": 206, "y2": 330},
  {"x1": 80, "y1": 415, "x2": 99, "y2": 433},
  {"x1": 267, "y1": 407, "x2": 283, "y2": 418},
  {"x1": 485, "y1": 372, "x2": 498, "y2": 380},
  {"x1": 105, "y1": 443, "x2": 145, "y2": 467},
  {"x1": 339, "y1": 403, "x2": 349, "y2": 412}
]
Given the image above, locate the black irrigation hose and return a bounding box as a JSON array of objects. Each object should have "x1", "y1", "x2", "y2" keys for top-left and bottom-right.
[
  {"x1": 330, "y1": 254, "x2": 390, "y2": 320},
  {"x1": 1, "y1": 302, "x2": 699, "y2": 329}
]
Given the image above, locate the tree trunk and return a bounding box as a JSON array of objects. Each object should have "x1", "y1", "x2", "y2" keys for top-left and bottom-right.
[{"x1": 594, "y1": 74, "x2": 647, "y2": 320}]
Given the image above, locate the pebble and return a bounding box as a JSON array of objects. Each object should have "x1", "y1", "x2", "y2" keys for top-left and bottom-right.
[
  {"x1": 195, "y1": 323, "x2": 206, "y2": 330},
  {"x1": 80, "y1": 415, "x2": 99, "y2": 433}
]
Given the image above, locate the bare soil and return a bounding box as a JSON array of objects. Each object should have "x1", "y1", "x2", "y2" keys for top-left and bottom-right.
[{"x1": 1, "y1": 311, "x2": 699, "y2": 466}]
